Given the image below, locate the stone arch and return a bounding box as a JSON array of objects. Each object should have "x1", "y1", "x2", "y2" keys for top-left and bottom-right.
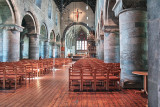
[
  {"x1": 97, "y1": 21, "x2": 100, "y2": 38},
  {"x1": 56, "y1": 34, "x2": 61, "y2": 42},
  {"x1": 20, "y1": 12, "x2": 37, "y2": 59},
  {"x1": 104, "y1": 0, "x2": 119, "y2": 25},
  {"x1": 40, "y1": 23, "x2": 48, "y2": 40},
  {"x1": 62, "y1": 22, "x2": 91, "y2": 40},
  {"x1": 21, "y1": 12, "x2": 37, "y2": 34},
  {"x1": 39, "y1": 23, "x2": 48, "y2": 58},
  {"x1": 103, "y1": 0, "x2": 107, "y2": 24},
  {"x1": 100, "y1": 10, "x2": 104, "y2": 30},
  {"x1": 50, "y1": 30, "x2": 55, "y2": 42},
  {"x1": 0, "y1": 0, "x2": 15, "y2": 24},
  {"x1": 0, "y1": 0, "x2": 21, "y2": 25},
  {"x1": 48, "y1": 0, "x2": 52, "y2": 19},
  {"x1": 104, "y1": 0, "x2": 109, "y2": 25},
  {"x1": 64, "y1": 23, "x2": 90, "y2": 57},
  {"x1": 49, "y1": 30, "x2": 55, "y2": 58}
]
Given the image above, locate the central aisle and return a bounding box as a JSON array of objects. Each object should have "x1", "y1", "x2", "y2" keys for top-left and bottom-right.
[{"x1": 0, "y1": 62, "x2": 147, "y2": 107}]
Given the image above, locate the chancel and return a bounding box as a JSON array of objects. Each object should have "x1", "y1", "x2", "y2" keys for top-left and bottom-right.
[{"x1": 0, "y1": 0, "x2": 159, "y2": 107}]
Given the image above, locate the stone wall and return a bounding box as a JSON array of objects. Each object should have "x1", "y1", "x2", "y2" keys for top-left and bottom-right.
[
  {"x1": 12, "y1": 0, "x2": 61, "y2": 38},
  {"x1": 96, "y1": 39, "x2": 104, "y2": 60},
  {"x1": 104, "y1": 32, "x2": 120, "y2": 63},
  {"x1": 148, "y1": 0, "x2": 160, "y2": 106},
  {"x1": 0, "y1": 29, "x2": 3, "y2": 61},
  {"x1": 0, "y1": 0, "x2": 61, "y2": 61},
  {"x1": 61, "y1": 2, "x2": 95, "y2": 35},
  {"x1": 119, "y1": 9, "x2": 147, "y2": 88}
]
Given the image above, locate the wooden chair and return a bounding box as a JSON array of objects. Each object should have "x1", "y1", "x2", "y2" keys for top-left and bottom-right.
[
  {"x1": 0, "y1": 66, "x2": 5, "y2": 89},
  {"x1": 15, "y1": 63, "x2": 27, "y2": 85},
  {"x1": 81, "y1": 66, "x2": 94, "y2": 91},
  {"x1": 32, "y1": 62, "x2": 39, "y2": 77},
  {"x1": 38, "y1": 61, "x2": 44, "y2": 76},
  {"x1": 94, "y1": 67, "x2": 108, "y2": 91},
  {"x1": 69, "y1": 66, "x2": 82, "y2": 91},
  {"x1": 107, "y1": 67, "x2": 121, "y2": 90},
  {"x1": 24, "y1": 63, "x2": 34, "y2": 83},
  {"x1": 5, "y1": 65, "x2": 21, "y2": 89}
]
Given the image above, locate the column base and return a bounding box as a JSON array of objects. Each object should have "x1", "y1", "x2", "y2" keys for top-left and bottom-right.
[{"x1": 121, "y1": 80, "x2": 143, "y2": 89}]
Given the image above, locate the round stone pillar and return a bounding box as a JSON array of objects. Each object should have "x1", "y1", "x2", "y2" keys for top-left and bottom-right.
[
  {"x1": 28, "y1": 34, "x2": 39, "y2": 60},
  {"x1": 97, "y1": 39, "x2": 104, "y2": 60},
  {"x1": 119, "y1": 9, "x2": 147, "y2": 88},
  {"x1": 39, "y1": 41, "x2": 44, "y2": 59},
  {"x1": 44, "y1": 41, "x2": 49, "y2": 58},
  {"x1": 0, "y1": 29, "x2": 3, "y2": 61},
  {"x1": 20, "y1": 41, "x2": 24, "y2": 59},
  {"x1": 99, "y1": 39, "x2": 104, "y2": 60},
  {"x1": 49, "y1": 42, "x2": 55, "y2": 58},
  {"x1": 0, "y1": 25, "x2": 23, "y2": 62},
  {"x1": 104, "y1": 32, "x2": 120, "y2": 63}
]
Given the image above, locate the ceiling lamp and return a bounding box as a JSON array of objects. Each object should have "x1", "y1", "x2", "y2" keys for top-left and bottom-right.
[{"x1": 86, "y1": 6, "x2": 88, "y2": 10}]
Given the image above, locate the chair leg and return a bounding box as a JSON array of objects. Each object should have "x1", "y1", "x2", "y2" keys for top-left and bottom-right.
[
  {"x1": 81, "y1": 81, "x2": 83, "y2": 91},
  {"x1": 107, "y1": 80, "x2": 109, "y2": 91},
  {"x1": 115, "y1": 81, "x2": 117, "y2": 89},
  {"x1": 69, "y1": 81, "x2": 71, "y2": 91},
  {"x1": 94, "y1": 81, "x2": 96, "y2": 91},
  {"x1": 118, "y1": 80, "x2": 121, "y2": 90}
]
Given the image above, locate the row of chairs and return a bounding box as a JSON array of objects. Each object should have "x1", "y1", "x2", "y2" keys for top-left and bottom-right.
[
  {"x1": 0, "y1": 58, "x2": 72, "y2": 90},
  {"x1": 69, "y1": 58, "x2": 121, "y2": 91},
  {"x1": 55, "y1": 58, "x2": 72, "y2": 68}
]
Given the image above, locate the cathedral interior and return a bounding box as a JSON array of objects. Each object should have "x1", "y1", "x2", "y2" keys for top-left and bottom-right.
[{"x1": 0, "y1": 0, "x2": 159, "y2": 107}]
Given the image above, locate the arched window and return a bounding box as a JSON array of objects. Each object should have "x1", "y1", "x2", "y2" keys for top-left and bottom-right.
[
  {"x1": 76, "y1": 32, "x2": 87, "y2": 50},
  {"x1": 55, "y1": 13, "x2": 58, "y2": 26},
  {"x1": 76, "y1": 41, "x2": 87, "y2": 50},
  {"x1": 35, "y1": 0, "x2": 42, "y2": 8},
  {"x1": 48, "y1": 0, "x2": 52, "y2": 19},
  {"x1": 56, "y1": 34, "x2": 60, "y2": 42}
]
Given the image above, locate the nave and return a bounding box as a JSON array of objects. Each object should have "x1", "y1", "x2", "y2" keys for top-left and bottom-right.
[{"x1": 0, "y1": 62, "x2": 147, "y2": 107}]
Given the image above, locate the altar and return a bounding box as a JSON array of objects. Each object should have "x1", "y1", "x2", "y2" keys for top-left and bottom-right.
[{"x1": 72, "y1": 54, "x2": 86, "y2": 61}]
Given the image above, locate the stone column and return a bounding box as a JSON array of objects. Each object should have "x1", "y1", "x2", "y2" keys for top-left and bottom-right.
[
  {"x1": 97, "y1": 32, "x2": 104, "y2": 60},
  {"x1": 44, "y1": 41, "x2": 49, "y2": 58},
  {"x1": 20, "y1": 41, "x2": 24, "y2": 59},
  {"x1": 28, "y1": 34, "x2": 39, "y2": 60},
  {"x1": 39, "y1": 41, "x2": 44, "y2": 59},
  {"x1": 147, "y1": 0, "x2": 160, "y2": 106},
  {"x1": 119, "y1": 9, "x2": 147, "y2": 88},
  {"x1": 49, "y1": 42, "x2": 55, "y2": 58},
  {"x1": 104, "y1": 31, "x2": 120, "y2": 63},
  {"x1": 0, "y1": 24, "x2": 23, "y2": 62},
  {"x1": 99, "y1": 39, "x2": 104, "y2": 60},
  {"x1": 0, "y1": 29, "x2": 3, "y2": 61}
]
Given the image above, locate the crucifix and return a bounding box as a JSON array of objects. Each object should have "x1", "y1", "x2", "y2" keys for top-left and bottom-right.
[{"x1": 73, "y1": 9, "x2": 82, "y2": 22}]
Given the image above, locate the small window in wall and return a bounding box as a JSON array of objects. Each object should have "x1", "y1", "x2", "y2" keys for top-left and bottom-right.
[
  {"x1": 35, "y1": 0, "x2": 42, "y2": 8},
  {"x1": 56, "y1": 35, "x2": 60, "y2": 42},
  {"x1": 48, "y1": 0, "x2": 52, "y2": 19},
  {"x1": 76, "y1": 40, "x2": 87, "y2": 50},
  {"x1": 55, "y1": 13, "x2": 58, "y2": 26}
]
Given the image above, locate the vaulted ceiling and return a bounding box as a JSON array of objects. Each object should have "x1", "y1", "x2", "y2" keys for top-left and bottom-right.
[{"x1": 54, "y1": 0, "x2": 96, "y2": 13}]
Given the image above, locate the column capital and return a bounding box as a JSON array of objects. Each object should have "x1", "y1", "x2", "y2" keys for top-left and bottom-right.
[
  {"x1": 112, "y1": 0, "x2": 147, "y2": 17},
  {"x1": 27, "y1": 33, "x2": 40, "y2": 38},
  {"x1": 0, "y1": 24, "x2": 24, "y2": 32},
  {"x1": 104, "y1": 25, "x2": 119, "y2": 33},
  {"x1": 56, "y1": 42, "x2": 61, "y2": 46},
  {"x1": 39, "y1": 38, "x2": 49, "y2": 42},
  {"x1": 49, "y1": 41, "x2": 55, "y2": 45},
  {"x1": 99, "y1": 30, "x2": 104, "y2": 40}
]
